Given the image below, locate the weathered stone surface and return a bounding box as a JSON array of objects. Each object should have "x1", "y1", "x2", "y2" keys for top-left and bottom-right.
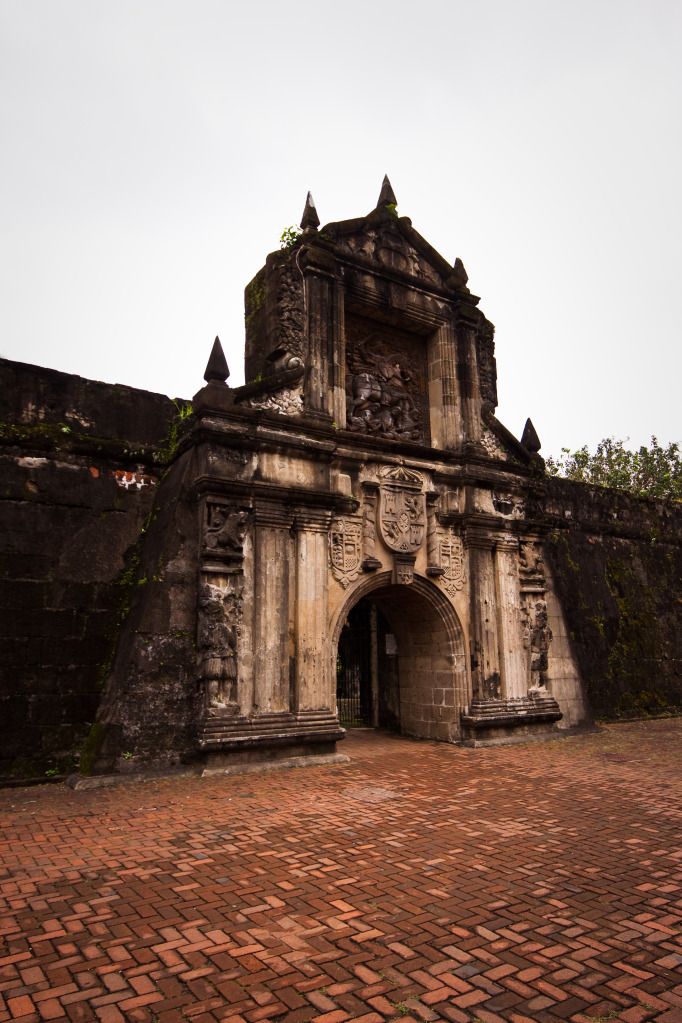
[
  {"x1": 0, "y1": 360, "x2": 179, "y2": 779},
  {"x1": 1, "y1": 189, "x2": 680, "y2": 782}
]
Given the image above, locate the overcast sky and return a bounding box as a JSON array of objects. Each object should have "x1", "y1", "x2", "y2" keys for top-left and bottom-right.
[{"x1": 1, "y1": 0, "x2": 680, "y2": 457}]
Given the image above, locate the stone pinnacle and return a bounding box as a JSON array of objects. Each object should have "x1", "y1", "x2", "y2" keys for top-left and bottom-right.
[
  {"x1": 300, "y1": 191, "x2": 320, "y2": 231},
  {"x1": 377, "y1": 175, "x2": 397, "y2": 208},
  {"x1": 521, "y1": 418, "x2": 541, "y2": 453},
  {"x1": 204, "y1": 336, "x2": 229, "y2": 384}
]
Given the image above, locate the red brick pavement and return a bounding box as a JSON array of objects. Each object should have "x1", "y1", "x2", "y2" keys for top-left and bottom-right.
[{"x1": 1, "y1": 720, "x2": 681, "y2": 1023}]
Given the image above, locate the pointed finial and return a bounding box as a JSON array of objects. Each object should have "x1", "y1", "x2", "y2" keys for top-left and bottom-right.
[
  {"x1": 521, "y1": 418, "x2": 541, "y2": 453},
  {"x1": 376, "y1": 174, "x2": 397, "y2": 208},
  {"x1": 204, "y1": 336, "x2": 229, "y2": 384},
  {"x1": 452, "y1": 257, "x2": 469, "y2": 287},
  {"x1": 300, "y1": 191, "x2": 320, "y2": 232}
]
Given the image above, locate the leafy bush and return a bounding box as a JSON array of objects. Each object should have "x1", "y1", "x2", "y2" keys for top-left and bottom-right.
[{"x1": 546, "y1": 437, "x2": 681, "y2": 500}]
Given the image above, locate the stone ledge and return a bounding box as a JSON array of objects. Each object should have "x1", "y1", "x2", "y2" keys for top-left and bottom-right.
[{"x1": 461, "y1": 694, "x2": 563, "y2": 744}]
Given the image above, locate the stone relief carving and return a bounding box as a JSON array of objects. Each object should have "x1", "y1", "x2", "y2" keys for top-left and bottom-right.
[
  {"x1": 481, "y1": 428, "x2": 508, "y2": 461},
  {"x1": 204, "y1": 503, "x2": 249, "y2": 555},
  {"x1": 329, "y1": 517, "x2": 363, "y2": 588},
  {"x1": 519, "y1": 540, "x2": 552, "y2": 691},
  {"x1": 198, "y1": 580, "x2": 242, "y2": 715},
  {"x1": 519, "y1": 540, "x2": 544, "y2": 579},
  {"x1": 522, "y1": 597, "x2": 551, "y2": 691},
  {"x1": 378, "y1": 466, "x2": 426, "y2": 554},
  {"x1": 394, "y1": 559, "x2": 415, "y2": 585},
  {"x1": 437, "y1": 529, "x2": 466, "y2": 597},
  {"x1": 345, "y1": 319, "x2": 428, "y2": 443},
  {"x1": 336, "y1": 228, "x2": 443, "y2": 284},
  {"x1": 246, "y1": 387, "x2": 304, "y2": 416},
  {"x1": 277, "y1": 261, "x2": 305, "y2": 359},
  {"x1": 493, "y1": 491, "x2": 525, "y2": 518}
]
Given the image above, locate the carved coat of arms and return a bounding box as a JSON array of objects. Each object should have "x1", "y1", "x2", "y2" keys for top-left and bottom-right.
[
  {"x1": 329, "y1": 518, "x2": 362, "y2": 588},
  {"x1": 438, "y1": 531, "x2": 466, "y2": 596},
  {"x1": 378, "y1": 466, "x2": 425, "y2": 554}
]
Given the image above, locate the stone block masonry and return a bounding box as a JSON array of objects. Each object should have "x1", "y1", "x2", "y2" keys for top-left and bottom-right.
[
  {"x1": 1, "y1": 181, "x2": 680, "y2": 781},
  {"x1": 0, "y1": 358, "x2": 180, "y2": 779}
]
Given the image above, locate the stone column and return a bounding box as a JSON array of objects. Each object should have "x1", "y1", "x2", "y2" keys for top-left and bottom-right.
[
  {"x1": 494, "y1": 536, "x2": 527, "y2": 700},
  {"x1": 293, "y1": 507, "x2": 333, "y2": 712},
  {"x1": 426, "y1": 491, "x2": 444, "y2": 577},
  {"x1": 332, "y1": 278, "x2": 347, "y2": 428},
  {"x1": 302, "y1": 252, "x2": 336, "y2": 419},
  {"x1": 456, "y1": 317, "x2": 483, "y2": 449},
  {"x1": 251, "y1": 499, "x2": 295, "y2": 715},
  {"x1": 360, "y1": 482, "x2": 382, "y2": 571},
  {"x1": 466, "y1": 531, "x2": 501, "y2": 700},
  {"x1": 432, "y1": 322, "x2": 464, "y2": 450}
]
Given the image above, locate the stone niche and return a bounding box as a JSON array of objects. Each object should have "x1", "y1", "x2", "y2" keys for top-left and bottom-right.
[{"x1": 84, "y1": 180, "x2": 591, "y2": 779}]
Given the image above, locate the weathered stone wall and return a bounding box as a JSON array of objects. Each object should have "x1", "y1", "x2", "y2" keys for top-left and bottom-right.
[
  {"x1": 544, "y1": 478, "x2": 682, "y2": 720},
  {"x1": 0, "y1": 358, "x2": 180, "y2": 780},
  {"x1": 2, "y1": 354, "x2": 681, "y2": 781}
]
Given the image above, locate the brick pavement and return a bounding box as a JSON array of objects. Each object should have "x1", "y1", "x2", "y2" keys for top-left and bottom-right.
[{"x1": 1, "y1": 720, "x2": 681, "y2": 1023}]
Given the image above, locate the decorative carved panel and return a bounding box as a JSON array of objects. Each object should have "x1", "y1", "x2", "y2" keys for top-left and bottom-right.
[
  {"x1": 437, "y1": 529, "x2": 466, "y2": 597},
  {"x1": 203, "y1": 502, "x2": 249, "y2": 558},
  {"x1": 198, "y1": 579, "x2": 243, "y2": 715},
  {"x1": 378, "y1": 465, "x2": 425, "y2": 554},
  {"x1": 246, "y1": 387, "x2": 304, "y2": 416},
  {"x1": 345, "y1": 314, "x2": 429, "y2": 444},
  {"x1": 336, "y1": 227, "x2": 445, "y2": 286},
  {"x1": 329, "y1": 517, "x2": 362, "y2": 588}
]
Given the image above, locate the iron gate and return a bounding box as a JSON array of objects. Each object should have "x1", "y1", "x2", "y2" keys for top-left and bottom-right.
[{"x1": 336, "y1": 607, "x2": 372, "y2": 726}]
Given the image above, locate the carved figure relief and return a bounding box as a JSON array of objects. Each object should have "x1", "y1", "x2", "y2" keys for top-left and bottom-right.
[
  {"x1": 519, "y1": 539, "x2": 552, "y2": 690},
  {"x1": 329, "y1": 518, "x2": 363, "y2": 588},
  {"x1": 522, "y1": 598, "x2": 552, "y2": 691},
  {"x1": 204, "y1": 503, "x2": 249, "y2": 555},
  {"x1": 437, "y1": 529, "x2": 466, "y2": 597},
  {"x1": 345, "y1": 316, "x2": 428, "y2": 443},
  {"x1": 519, "y1": 540, "x2": 544, "y2": 579},
  {"x1": 198, "y1": 580, "x2": 243, "y2": 714},
  {"x1": 378, "y1": 466, "x2": 425, "y2": 554}
]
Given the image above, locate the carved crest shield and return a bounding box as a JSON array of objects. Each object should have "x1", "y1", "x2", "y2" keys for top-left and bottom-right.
[
  {"x1": 439, "y1": 532, "x2": 466, "y2": 596},
  {"x1": 329, "y1": 518, "x2": 362, "y2": 588},
  {"x1": 378, "y1": 466, "x2": 425, "y2": 554}
]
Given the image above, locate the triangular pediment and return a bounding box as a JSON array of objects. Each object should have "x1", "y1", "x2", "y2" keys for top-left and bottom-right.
[{"x1": 321, "y1": 213, "x2": 467, "y2": 293}]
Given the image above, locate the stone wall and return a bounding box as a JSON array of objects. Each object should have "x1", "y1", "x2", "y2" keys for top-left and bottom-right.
[
  {"x1": 544, "y1": 478, "x2": 682, "y2": 720},
  {"x1": 0, "y1": 358, "x2": 180, "y2": 780},
  {"x1": 1, "y1": 355, "x2": 680, "y2": 781}
]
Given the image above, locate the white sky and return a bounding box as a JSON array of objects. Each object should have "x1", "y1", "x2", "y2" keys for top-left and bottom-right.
[{"x1": 1, "y1": 0, "x2": 680, "y2": 457}]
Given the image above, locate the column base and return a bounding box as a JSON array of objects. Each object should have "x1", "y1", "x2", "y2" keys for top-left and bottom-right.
[
  {"x1": 198, "y1": 711, "x2": 345, "y2": 766},
  {"x1": 460, "y1": 693, "x2": 562, "y2": 746}
]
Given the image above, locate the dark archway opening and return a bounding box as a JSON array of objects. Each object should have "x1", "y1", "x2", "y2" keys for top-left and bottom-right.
[
  {"x1": 336, "y1": 597, "x2": 400, "y2": 730},
  {"x1": 335, "y1": 581, "x2": 466, "y2": 741}
]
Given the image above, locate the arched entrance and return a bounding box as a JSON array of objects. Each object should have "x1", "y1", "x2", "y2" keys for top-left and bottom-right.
[{"x1": 334, "y1": 575, "x2": 468, "y2": 742}]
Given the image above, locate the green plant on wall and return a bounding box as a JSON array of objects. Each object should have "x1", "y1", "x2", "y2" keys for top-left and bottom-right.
[
  {"x1": 279, "y1": 225, "x2": 302, "y2": 250},
  {"x1": 546, "y1": 436, "x2": 681, "y2": 500}
]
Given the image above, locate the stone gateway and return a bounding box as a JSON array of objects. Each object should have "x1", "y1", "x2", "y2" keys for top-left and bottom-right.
[{"x1": 78, "y1": 178, "x2": 593, "y2": 777}]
